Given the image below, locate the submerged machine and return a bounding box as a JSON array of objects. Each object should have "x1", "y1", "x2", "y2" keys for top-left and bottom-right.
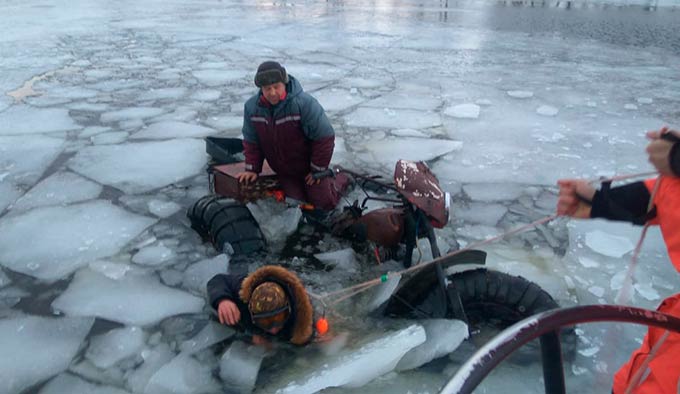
[{"x1": 188, "y1": 137, "x2": 575, "y2": 351}]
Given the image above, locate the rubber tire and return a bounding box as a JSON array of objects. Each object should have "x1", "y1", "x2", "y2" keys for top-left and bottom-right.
[
  {"x1": 386, "y1": 268, "x2": 576, "y2": 360},
  {"x1": 187, "y1": 195, "x2": 266, "y2": 256},
  {"x1": 451, "y1": 268, "x2": 577, "y2": 361}
]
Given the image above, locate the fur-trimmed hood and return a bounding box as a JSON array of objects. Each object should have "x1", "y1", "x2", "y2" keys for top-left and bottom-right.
[{"x1": 239, "y1": 265, "x2": 314, "y2": 345}]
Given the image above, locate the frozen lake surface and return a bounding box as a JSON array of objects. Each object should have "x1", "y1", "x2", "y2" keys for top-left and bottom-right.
[{"x1": 1, "y1": 0, "x2": 680, "y2": 393}]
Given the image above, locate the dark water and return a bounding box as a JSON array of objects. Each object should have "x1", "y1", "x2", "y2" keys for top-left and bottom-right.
[{"x1": 331, "y1": 0, "x2": 680, "y2": 54}]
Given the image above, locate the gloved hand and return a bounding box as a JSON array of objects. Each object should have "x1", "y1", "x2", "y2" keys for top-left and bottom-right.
[
  {"x1": 646, "y1": 127, "x2": 680, "y2": 177},
  {"x1": 557, "y1": 179, "x2": 596, "y2": 219}
]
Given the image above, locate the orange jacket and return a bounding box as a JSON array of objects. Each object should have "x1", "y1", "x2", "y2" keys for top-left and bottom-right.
[
  {"x1": 612, "y1": 176, "x2": 680, "y2": 393},
  {"x1": 612, "y1": 294, "x2": 680, "y2": 394},
  {"x1": 642, "y1": 177, "x2": 680, "y2": 272}
]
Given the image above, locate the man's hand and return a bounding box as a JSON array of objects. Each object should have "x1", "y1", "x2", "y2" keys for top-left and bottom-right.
[
  {"x1": 305, "y1": 172, "x2": 321, "y2": 186},
  {"x1": 217, "y1": 299, "x2": 241, "y2": 326},
  {"x1": 557, "y1": 179, "x2": 596, "y2": 219},
  {"x1": 646, "y1": 127, "x2": 679, "y2": 176},
  {"x1": 237, "y1": 171, "x2": 258, "y2": 185}
]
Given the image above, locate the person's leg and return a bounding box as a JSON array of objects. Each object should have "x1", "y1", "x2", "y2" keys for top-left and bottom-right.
[
  {"x1": 276, "y1": 175, "x2": 306, "y2": 202},
  {"x1": 306, "y1": 173, "x2": 351, "y2": 210}
]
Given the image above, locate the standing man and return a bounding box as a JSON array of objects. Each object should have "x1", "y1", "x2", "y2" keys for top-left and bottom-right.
[
  {"x1": 557, "y1": 127, "x2": 680, "y2": 393},
  {"x1": 236, "y1": 61, "x2": 348, "y2": 210}
]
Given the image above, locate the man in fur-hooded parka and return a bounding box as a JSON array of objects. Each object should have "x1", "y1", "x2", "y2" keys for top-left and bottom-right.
[{"x1": 207, "y1": 265, "x2": 314, "y2": 345}]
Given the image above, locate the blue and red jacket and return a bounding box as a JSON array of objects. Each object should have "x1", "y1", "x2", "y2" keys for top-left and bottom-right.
[{"x1": 241, "y1": 75, "x2": 334, "y2": 177}]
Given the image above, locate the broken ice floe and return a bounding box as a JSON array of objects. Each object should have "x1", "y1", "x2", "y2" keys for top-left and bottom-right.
[{"x1": 52, "y1": 269, "x2": 204, "y2": 326}]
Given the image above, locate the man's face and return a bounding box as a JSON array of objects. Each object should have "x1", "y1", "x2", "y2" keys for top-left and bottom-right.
[{"x1": 261, "y1": 82, "x2": 286, "y2": 105}]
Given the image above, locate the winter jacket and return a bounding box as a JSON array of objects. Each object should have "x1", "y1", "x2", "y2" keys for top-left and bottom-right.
[
  {"x1": 241, "y1": 75, "x2": 335, "y2": 178},
  {"x1": 590, "y1": 172, "x2": 680, "y2": 393},
  {"x1": 207, "y1": 265, "x2": 314, "y2": 345}
]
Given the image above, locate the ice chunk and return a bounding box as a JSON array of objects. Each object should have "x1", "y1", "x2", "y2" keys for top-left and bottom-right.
[
  {"x1": 396, "y1": 319, "x2": 468, "y2": 371},
  {"x1": 86, "y1": 326, "x2": 146, "y2": 369},
  {"x1": 636, "y1": 97, "x2": 653, "y2": 104},
  {"x1": 138, "y1": 87, "x2": 187, "y2": 101},
  {"x1": 0, "y1": 315, "x2": 94, "y2": 394},
  {"x1": 218, "y1": 341, "x2": 266, "y2": 393},
  {"x1": 79, "y1": 126, "x2": 111, "y2": 138},
  {"x1": 132, "y1": 244, "x2": 175, "y2": 266},
  {"x1": 52, "y1": 269, "x2": 204, "y2": 326},
  {"x1": 190, "y1": 90, "x2": 222, "y2": 101},
  {"x1": 456, "y1": 224, "x2": 502, "y2": 240},
  {"x1": 314, "y1": 249, "x2": 359, "y2": 273},
  {"x1": 634, "y1": 283, "x2": 660, "y2": 301},
  {"x1": 365, "y1": 94, "x2": 441, "y2": 111},
  {"x1": 444, "y1": 103, "x2": 480, "y2": 119},
  {"x1": 204, "y1": 115, "x2": 242, "y2": 131},
  {"x1": 92, "y1": 132, "x2": 129, "y2": 145},
  {"x1": 507, "y1": 90, "x2": 533, "y2": 98},
  {"x1": 361, "y1": 137, "x2": 462, "y2": 167},
  {"x1": 126, "y1": 344, "x2": 174, "y2": 393},
  {"x1": 247, "y1": 201, "x2": 302, "y2": 245},
  {"x1": 0, "y1": 182, "x2": 22, "y2": 212},
  {"x1": 182, "y1": 254, "x2": 229, "y2": 294},
  {"x1": 462, "y1": 183, "x2": 524, "y2": 202},
  {"x1": 0, "y1": 200, "x2": 155, "y2": 280},
  {"x1": 345, "y1": 107, "x2": 441, "y2": 130},
  {"x1": 578, "y1": 346, "x2": 600, "y2": 357},
  {"x1": 455, "y1": 202, "x2": 507, "y2": 226},
  {"x1": 0, "y1": 270, "x2": 10, "y2": 288},
  {"x1": 100, "y1": 107, "x2": 165, "y2": 123},
  {"x1": 314, "y1": 88, "x2": 366, "y2": 112},
  {"x1": 578, "y1": 256, "x2": 600, "y2": 268},
  {"x1": 179, "y1": 321, "x2": 234, "y2": 354},
  {"x1": 192, "y1": 69, "x2": 247, "y2": 86},
  {"x1": 145, "y1": 353, "x2": 220, "y2": 394},
  {"x1": 0, "y1": 135, "x2": 64, "y2": 185},
  {"x1": 147, "y1": 199, "x2": 181, "y2": 218},
  {"x1": 10, "y1": 171, "x2": 102, "y2": 213},
  {"x1": 536, "y1": 105, "x2": 559, "y2": 116},
  {"x1": 132, "y1": 121, "x2": 217, "y2": 140},
  {"x1": 585, "y1": 230, "x2": 635, "y2": 258},
  {"x1": 588, "y1": 286, "x2": 605, "y2": 298},
  {"x1": 624, "y1": 103, "x2": 638, "y2": 110},
  {"x1": 0, "y1": 106, "x2": 79, "y2": 135},
  {"x1": 267, "y1": 325, "x2": 426, "y2": 393},
  {"x1": 68, "y1": 139, "x2": 206, "y2": 194},
  {"x1": 391, "y1": 128, "x2": 429, "y2": 138},
  {"x1": 89, "y1": 260, "x2": 135, "y2": 280},
  {"x1": 38, "y1": 373, "x2": 130, "y2": 394}
]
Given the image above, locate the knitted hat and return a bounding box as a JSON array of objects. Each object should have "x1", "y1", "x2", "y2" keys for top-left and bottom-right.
[
  {"x1": 248, "y1": 282, "x2": 289, "y2": 314},
  {"x1": 254, "y1": 61, "x2": 288, "y2": 87}
]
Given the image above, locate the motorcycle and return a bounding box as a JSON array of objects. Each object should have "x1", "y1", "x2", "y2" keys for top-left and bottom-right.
[{"x1": 187, "y1": 137, "x2": 575, "y2": 352}]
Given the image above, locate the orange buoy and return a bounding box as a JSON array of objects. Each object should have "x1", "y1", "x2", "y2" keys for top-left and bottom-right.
[{"x1": 315, "y1": 318, "x2": 329, "y2": 336}]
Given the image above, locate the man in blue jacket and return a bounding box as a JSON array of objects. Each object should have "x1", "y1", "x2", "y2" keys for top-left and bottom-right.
[{"x1": 236, "y1": 61, "x2": 348, "y2": 210}]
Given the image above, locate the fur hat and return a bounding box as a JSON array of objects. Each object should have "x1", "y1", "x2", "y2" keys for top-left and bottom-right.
[
  {"x1": 240, "y1": 265, "x2": 314, "y2": 345},
  {"x1": 248, "y1": 282, "x2": 288, "y2": 314},
  {"x1": 254, "y1": 61, "x2": 289, "y2": 87}
]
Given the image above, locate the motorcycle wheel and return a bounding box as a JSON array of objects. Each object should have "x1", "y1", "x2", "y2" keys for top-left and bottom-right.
[
  {"x1": 385, "y1": 268, "x2": 576, "y2": 360},
  {"x1": 187, "y1": 195, "x2": 266, "y2": 256}
]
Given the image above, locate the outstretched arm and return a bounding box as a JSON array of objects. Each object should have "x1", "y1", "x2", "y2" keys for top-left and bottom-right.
[{"x1": 557, "y1": 179, "x2": 652, "y2": 225}]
